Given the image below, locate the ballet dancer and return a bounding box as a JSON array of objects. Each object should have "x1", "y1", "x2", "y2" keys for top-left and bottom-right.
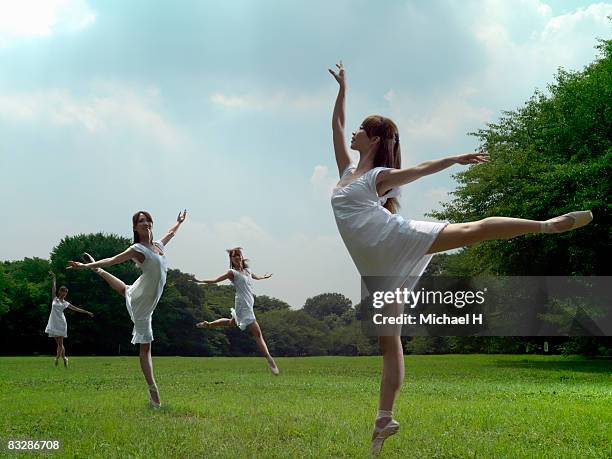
[
  {"x1": 45, "y1": 270, "x2": 94, "y2": 367},
  {"x1": 67, "y1": 209, "x2": 187, "y2": 407},
  {"x1": 328, "y1": 61, "x2": 592, "y2": 454},
  {"x1": 194, "y1": 247, "x2": 279, "y2": 375}
]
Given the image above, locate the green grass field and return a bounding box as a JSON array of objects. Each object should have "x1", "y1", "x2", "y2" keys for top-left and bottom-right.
[{"x1": 0, "y1": 355, "x2": 610, "y2": 458}]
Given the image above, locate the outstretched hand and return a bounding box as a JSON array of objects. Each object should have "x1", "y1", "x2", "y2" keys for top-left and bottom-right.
[
  {"x1": 454, "y1": 152, "x2": 490, "y2": 165},
  {"x1": 177, "y1": 209, "x2": 187, "y2": 223},
  {"x1": 66, "y1": 261, "x2": 86, "y2": 270},
  {"x1": 263, "y1": 273, "x2": 273, "y2": 279},
  {"x1": 328, "y1": 61, "x2": 345, "y2": 87}
]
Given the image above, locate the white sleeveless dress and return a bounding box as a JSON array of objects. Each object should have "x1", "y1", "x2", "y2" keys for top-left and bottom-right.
[
  {"x1": 331, "y1": 165, "x2": 448, "y2": 293},
  {"x1": 229, "y1": 268, "x2": 257, "y2": 331},
  {"x1": 45, "y1": 298, "x2": 70, "y2": 337},
  {"x1": 125, "y1": 241, "x2": 168, "y2": 344}
]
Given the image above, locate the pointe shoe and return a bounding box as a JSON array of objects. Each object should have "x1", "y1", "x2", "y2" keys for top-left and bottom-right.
[
  {"x1": 195, "y1": 321, "x2": 211, "y2": 329},
  {"x1": 267, "y1": 360, "x2": 280, "y2": 376},
  {"x1": 541, "y1": 211, "x2": 593, "y2": 233},
  {"x1": 371, "y1": 418, "x2": 400, "y2": 456},
  {"x1": 63, "y1": 357, "x2": 68, "y2": 368},
  {"x1": 148, "y1": 384, "x2": 161, "y2": 408}
]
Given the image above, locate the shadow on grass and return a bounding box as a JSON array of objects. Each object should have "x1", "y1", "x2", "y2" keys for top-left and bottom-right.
[{"x1": 493, "y1": 357, "x2": 612, "y2": 374}]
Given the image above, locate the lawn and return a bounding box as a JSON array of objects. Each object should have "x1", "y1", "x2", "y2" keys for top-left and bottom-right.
[{"x1": 0, "y1": 355, "x2": 610, "y2": 458}]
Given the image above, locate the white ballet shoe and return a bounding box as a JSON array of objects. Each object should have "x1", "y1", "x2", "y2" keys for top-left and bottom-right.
[
  {"x1": 371, "y1": 418, "x2": 400, "y2": 456},
  {"x1": 63, "y1": 357, "x2": 68, "y2": 368},
  {"x1": 267, "y1": 359, "x2": 280, "y2": 376},
  {"x1": 82, "y1": 252, "x2": 102, "y2": 273},
  {"x1": 148, "y1": 384, "x2": 161, "y2": 408},
  {"x1": 541, "y1": 211, "x2": 593, "y2": 233},
  {"x1": 195, "y1": 321, "x2": 211, "y2": 329}
]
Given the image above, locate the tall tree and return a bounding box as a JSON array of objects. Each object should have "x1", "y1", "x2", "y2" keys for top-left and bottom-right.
[
  {"x1": 303, "y1": 293, "x2": 352, "y2": 319},
  {"x1": 428, "y1": 39, "x2": 611, "y2": 276}
]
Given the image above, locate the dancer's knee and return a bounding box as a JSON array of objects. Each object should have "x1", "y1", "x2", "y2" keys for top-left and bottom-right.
[
  {"x1": 378, "y1": 336, "x2": 402, "y2": 355},
  {"x1": 139, "y1": 343, "x2": 151, "y2": 357}
]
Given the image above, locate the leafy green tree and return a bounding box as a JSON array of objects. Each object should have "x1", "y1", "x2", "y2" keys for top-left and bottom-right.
[
  {"x1": 329, "y1": 321, "x2": 377, "y2": 355},
  {"x1": 428, "y1": 39, "x2": 611, "y2": 277},
  {"x1": 0, "y1": 258, "x2": 52, "y2": 354},
  {"x1": 0, "y1": 264, "x2": 14, "y2": 315},
  {"x1": 50, "y1": 233, "x2": 139, "y2": 354},
  {"x1": 258, "y1": 309, "x2": 330, "y2": 356},
  {"x1": 254, "y1": 295, "x2": 291, "y2": 312},
  {"x1": 303, "y1": 293, "x2": 352, "y2": 319}
]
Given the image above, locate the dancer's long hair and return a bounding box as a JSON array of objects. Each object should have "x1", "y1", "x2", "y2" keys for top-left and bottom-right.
[
  {"x1": 132, "y1": 210, "x2": 154, "y2": 244},
  {"x1": 362, "y1": 115, "x2": 401, "y2": 214},
  {"x1": 227, "y1": 247, "x2": 250, "y2": 271}
]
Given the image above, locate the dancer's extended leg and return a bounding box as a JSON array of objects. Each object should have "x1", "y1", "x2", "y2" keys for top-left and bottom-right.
[
  {"x1": 83, "y1": 253, "x2": 127, "y2": 296},
  {"x1": 196, "y1": 317, "x2": 234, "y2": 328},
  {"x1": 428, "y1": 211, "x2": 593, "y2": 254}
]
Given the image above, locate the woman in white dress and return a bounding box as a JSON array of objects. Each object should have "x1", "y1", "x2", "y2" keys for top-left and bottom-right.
[
  {"x1": 194, "y1": 247, "x2": 279, "y2": 375},
  {"x1": 46, "y1": 271, "x2": 94, "y2": 367},
  {"x1": 67, "y1": 209, "x2": 187, "y2": 407},
  {"x1": 328, "y1": 61, "x2": 593, "y2": 454}
]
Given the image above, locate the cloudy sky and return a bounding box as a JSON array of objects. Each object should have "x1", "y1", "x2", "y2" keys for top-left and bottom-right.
[{"x1": 1, "y1": 0, "x2": 610, "y2": 306}]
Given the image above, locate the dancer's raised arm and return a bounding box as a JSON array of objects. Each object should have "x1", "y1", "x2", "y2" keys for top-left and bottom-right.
[
  {"x1": 193, "y1": 271, "x2": 232, "y2": 284},
  {"x1": 67, "y1": 304, "x2": 94, "y2": 317},
  {"x1": 251, "y1": 272, "x2": 272, "y2": 280},
  {"x1": 160, "y1": 209, "x2": 187, "y2": 246},
  {"x1": 49, "y1": 270, "x2": 56, "y2": 299},
  {"x1": 67, "y1": 247, "x2": 137, "y2": 270},
  {"x1": 328, "y1": 61, "x2": 352, "y2": 176},
  {"x1": 376, "y1": 152, "x2": 489, "y2": 195}
]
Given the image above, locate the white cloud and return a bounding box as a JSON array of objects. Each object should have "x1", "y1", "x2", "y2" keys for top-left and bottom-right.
[
  {"x1": 384, "y1": 0, "x2": 611, "y2": 164},
  {"x1": 210, "y1": 90, "x2": 328, "y2": 112},
  {"x1": 542, "y1": 3, "x2": 612, "y2": 39},
  {"x1": 310, "y1": 164, "x2": 338, "y2": 198},
  {"x1": 383, "y1": 89, "x2": 396, "y2": 102},
  {"x1": 471, "y1": 1, "x2": 612, "y2": 88},
  {"x1": 0, "y1": 0, "x2": 95, "y2": 46},
  {"x1": 0, "y1": 82, "x2": 185, "y2": 149}
]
